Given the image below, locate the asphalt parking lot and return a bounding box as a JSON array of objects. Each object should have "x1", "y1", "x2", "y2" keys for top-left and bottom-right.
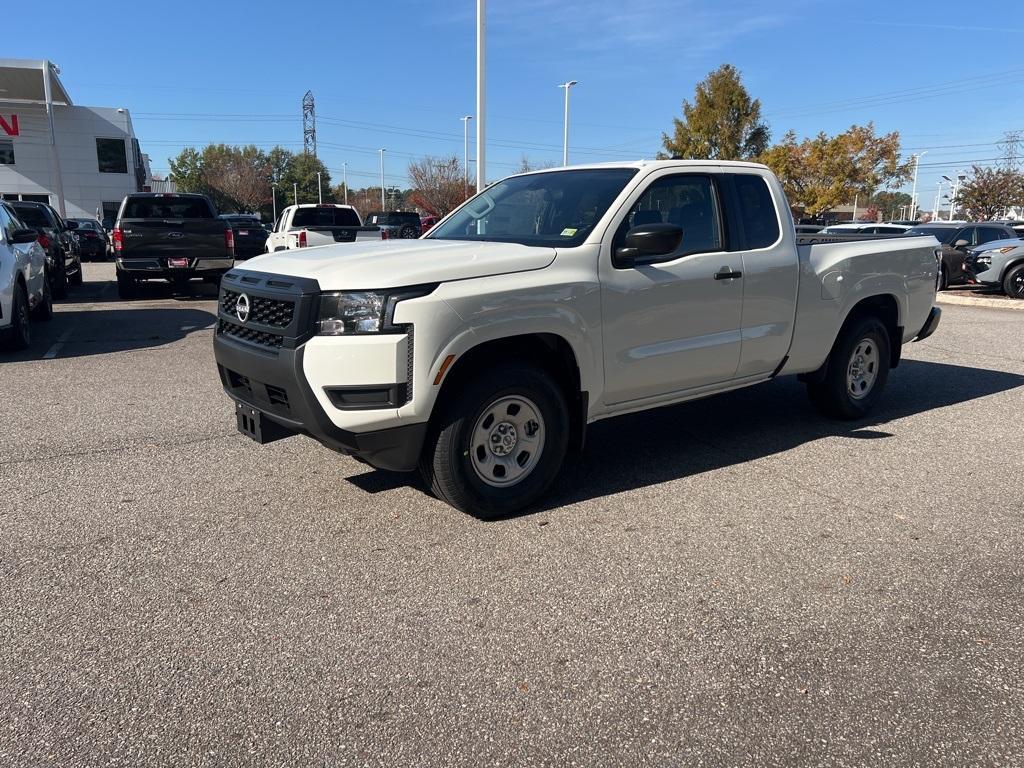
[{"x1": 2, "y1": 262, "x2": 1022, "y2": 767}]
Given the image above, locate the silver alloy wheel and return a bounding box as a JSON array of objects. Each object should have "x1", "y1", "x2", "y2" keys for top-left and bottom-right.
[
  {"x1": 470, "y1": 395, "x2": 546, "y2": 487},
  {"x1": 847, "y1": 337, "x2": 879, "y2": 400}
]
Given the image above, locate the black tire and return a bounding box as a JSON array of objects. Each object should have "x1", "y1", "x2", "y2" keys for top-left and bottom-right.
[
  {"x1": 51, "y1": 258, "x2": 68, "y2": 299},
  {"x1": 31, "y1": 270, "x2": 53, "y2": 320},
  {"x1": 420, "y1": 362, "x2": 569, "y2": 519},
  {"x1": 116, "y1": 270, "x2": 136, "y2": 299},
  {"x1": 807, "y1": 314, "x2": 891, "y2": 420},
  {"x1": 4, "y1": 281, "x2": 31, "y2": 350},
  {"x1": 1003, "y1": 263, "x2": 1024, "y2": 299},
  {"x1": 69, "y1": 261, "x2": 83, "y2": 286}
]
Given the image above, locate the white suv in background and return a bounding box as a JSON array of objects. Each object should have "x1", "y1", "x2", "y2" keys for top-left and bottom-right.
[{"x1": 0, "y1": 201, "x2": 51, "y2": 350}]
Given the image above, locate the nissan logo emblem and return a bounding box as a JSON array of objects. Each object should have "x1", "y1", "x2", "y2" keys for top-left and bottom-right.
[{"x1": 235, "y1": 293, "x2": 251, "y2": 323}]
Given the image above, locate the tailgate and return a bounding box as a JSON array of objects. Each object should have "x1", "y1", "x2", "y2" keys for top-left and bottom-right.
[
  {"x1": 120, "y1": 218, "x2": 227, "y2": 259},
  {"x1": 297, "y1": 226, "x2": 380, "y2": 245}
]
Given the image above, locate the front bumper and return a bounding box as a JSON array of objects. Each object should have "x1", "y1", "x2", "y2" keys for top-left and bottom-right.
[
  {"x1": 963, "y1": 259, "x2": 1001, "y2": 286},
  {"x1": 913, "y1": 306, "x2": 941, "y2": 342},
  {"x1": 214, "y1": 333, "x2": 426, "y2": 471},
  {"x1": 212, "y1": 268, "x2": 425, "y2": 472}
]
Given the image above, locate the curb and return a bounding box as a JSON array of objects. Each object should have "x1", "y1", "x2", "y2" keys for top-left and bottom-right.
[{"x1": 936, "y1": 292, "x2": 1024, "y2": 311}]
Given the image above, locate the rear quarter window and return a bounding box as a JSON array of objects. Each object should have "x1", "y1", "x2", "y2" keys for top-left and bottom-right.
[{"x1": 733, "y1": 174, "x2": 780, "y2": 249}]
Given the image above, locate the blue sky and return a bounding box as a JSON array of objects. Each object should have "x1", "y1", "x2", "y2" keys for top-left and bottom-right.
[{"x1": 8, "y1": 0, "x2": 1024, "y2": 205}]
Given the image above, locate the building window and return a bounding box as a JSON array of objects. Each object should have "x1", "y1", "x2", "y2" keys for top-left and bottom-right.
[
  {"x1": 96, "y1": 137, "x2": 128, "y2": 174},
  {"x1": 0, "y1": 139, "x2": 13, "y2": 165}
]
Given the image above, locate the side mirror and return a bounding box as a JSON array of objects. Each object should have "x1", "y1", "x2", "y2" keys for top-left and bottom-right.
[
  {"x1": 954, "y1": 239, "x2": 969, "y2": 249},
  {"x1": 11, "y1": 228, "x2": 40, "y2": 244},
  {"x1": 615, "y1": 223, "x2": 683, "y2": 267},
  {"x1": 65, "y1": 220, "x2": 79, "y2": 230}
]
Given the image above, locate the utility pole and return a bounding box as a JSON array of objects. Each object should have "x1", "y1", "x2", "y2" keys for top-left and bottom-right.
[
  {"x1": 293, "y1": 182, "x2": 298, "y2": 206},
  {"x1": 317, "y1": 171, "x2": 322, "y2": 204},
  {"x1": 379, "y1": 149, "x2": 386, "y2": 210},
  {"x1": 476, "y1": 0, "x2": 486, "y2": 191},
  {"x1": 343, "y1": 163, "x2": 348, "y2": 205},
  {"x1": 558, "y1": 80, "x2": 578, "y2": 166},
  {"x1": 852, "y1": 193, "x2": 858, "y2": 222},
  {"x1": 461, "y1": 115, "x2": 473, "y2": 195},
  {"x1": 272, "y1": 182, "x2": 277, "y2": 223},
  {"x1": 909, "y1": 152, "x2": 926, "y2": 220}
]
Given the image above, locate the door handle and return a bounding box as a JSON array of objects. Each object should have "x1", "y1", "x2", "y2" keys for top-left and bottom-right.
[{"x1": 714, "y1": 267, "x2": 743, "y2": 280}]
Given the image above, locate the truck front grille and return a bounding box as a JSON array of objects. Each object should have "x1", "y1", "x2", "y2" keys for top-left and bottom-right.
[
  {"x1": 220, "y1": 289, "x2": 295, "y2": 327},
  {"x1": 217, "y1": 319, "x2": 285, "y2": 349}
]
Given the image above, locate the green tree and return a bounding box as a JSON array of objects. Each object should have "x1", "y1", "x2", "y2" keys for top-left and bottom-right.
[
  {"x1": 661, "y1": 64, "x2": 769, "y2": 161},
  {"x1": 278, "y1": 152, "x2": 334, "y2": 208},
  {"x1": 759, "y1": 124, "x2": 911, "y2": 216},
  {"x1": 870, "y1": 191, "x2": 912, "y2": 219},
  {"x1": 956, "y1": 166, "x2": 1024, "y2": 220}
]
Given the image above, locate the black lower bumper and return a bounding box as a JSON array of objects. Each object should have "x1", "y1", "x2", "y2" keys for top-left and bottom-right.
[
  {"x1": 914, "y1": 306, "x2": 941, "y2": 342},
  {"x1": 213, "y1": 333, "x2": 426, "y2": 472}
]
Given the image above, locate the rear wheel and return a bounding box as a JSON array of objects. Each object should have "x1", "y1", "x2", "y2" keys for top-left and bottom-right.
[
  {"x1": 69, "y1": 261, "x2": 83, "y2": 286},
  {"x1": 1003, "y1": 263, "x2": 1024, "y2": 299},
  {"x1": 51, "y1": 258, "x2": 68, "y2": 299},
  {"x1": 807, "y1": 315, "x2": 891, "y2": 419},
  {"x1": 420, "y1": 362, "x2": 569, "y2": 518},
  {"x1": 4, "y1": 282, "x2": 30, "y2": 350},
  {"x1": 400, "y1": 225, "x2": 418, "y2": 239},
  {"x1": 116, "y1": 270, "x2": 136, "y2": 299}
]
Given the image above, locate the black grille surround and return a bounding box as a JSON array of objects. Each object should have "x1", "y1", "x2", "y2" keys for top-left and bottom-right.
[{"x1": 215, "y1": 269, "x2": 321, "y2": 352}]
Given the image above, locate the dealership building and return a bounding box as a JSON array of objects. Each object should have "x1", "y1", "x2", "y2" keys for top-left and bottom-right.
[{"x1": 0, "y1": 58, "x2": 151, "y2": 224}]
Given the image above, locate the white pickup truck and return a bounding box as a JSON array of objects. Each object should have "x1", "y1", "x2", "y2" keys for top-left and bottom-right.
[
  {"x1": 213, "y1": 161, "x2": 941, "y2": 518},
  {"x1": 265, "y1": 204, "x2": 385, "y2": 253},
  {"x1": 1, "y1": 201, "x2": 52, "y2": 350}
]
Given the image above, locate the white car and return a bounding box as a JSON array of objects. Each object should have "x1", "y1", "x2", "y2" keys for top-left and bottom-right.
[
  {"x1": 265, "y1": 204, "x2": 386, "y2": 252},
  {"x1": 214, "y1": 160, "x2": 941, "y2": 517},
  {"x1": 1, "y1": 201, "x2": 51, "y2": 350}
]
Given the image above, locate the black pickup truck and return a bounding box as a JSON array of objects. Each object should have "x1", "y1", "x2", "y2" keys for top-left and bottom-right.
[
  {"x1": 220, "y1": 214, "x2": 269, "y2": 259},
  {"x1": 113, "y1": 193, "x2": 234, "y2": 298}
]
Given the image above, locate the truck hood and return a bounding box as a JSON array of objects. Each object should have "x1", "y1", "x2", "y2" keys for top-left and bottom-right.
[{"x1": 241, "y1": 239, "x2": 556, "y2": 289}]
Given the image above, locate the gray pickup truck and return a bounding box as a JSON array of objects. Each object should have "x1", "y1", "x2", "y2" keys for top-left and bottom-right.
[{"x1": 113, "y1": 193, "x2": 234, "y2": 298}]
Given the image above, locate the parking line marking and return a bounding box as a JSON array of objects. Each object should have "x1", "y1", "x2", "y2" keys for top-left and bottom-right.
[
  {"x1": 43, "y1": 330, "x2": 72, "y2": 360},
  {"x1": 181, "y1": 325, "x2": 196, "y2": 331}
]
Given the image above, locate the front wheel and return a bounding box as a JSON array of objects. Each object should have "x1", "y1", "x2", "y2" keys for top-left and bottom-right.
[
  {"x1": 1003, "y1": 263, "x2": 1024, "y2": 299},
  {"x1": 420, "y1": 363, "x2": 569, "y2": 518},
  {"x1": 4, "y1": 282, "x2": 31, "y2": 350},
  {"x1": 807, "y1": 315, "x2": 891, "y2": 419},
  {"x1": 32, "y1": 270, "x2": 53, "y2": 320}
]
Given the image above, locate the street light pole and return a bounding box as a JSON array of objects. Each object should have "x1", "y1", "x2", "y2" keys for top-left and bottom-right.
[
  {"x1": 293, "y1": 182, "x2": 297, "y2": 206},
  {"x1": 461, "y1": 115, "x2": 473, "y2": 195},
  {"x1": 317, "y1": 171, "x2": 322, "y2": 204},
  {"x1": 271, "y1": 182, "x2": 277, "y2": 223},
  {"x1": 343, "y1": 162, "x2": 348, "y2": 205},
  {"x1": 476, "y1": 0, "x2": 486, "y2": 191},
  {"x1": 558, "y1": 80, "x2": 578, "y2": 166},
  {"x1": 379, "y1": 149, "x2": 386, "y2": 211},
  {"x1": 933, "y1": 180, "x2": 942, "y2": 220},
  {"x1": 909, "y1": 152, "x2": 926, "y2": 220}
]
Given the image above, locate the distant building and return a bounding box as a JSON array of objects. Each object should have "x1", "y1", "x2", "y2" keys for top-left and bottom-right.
[{"x1": 0, "y1": 58, "x2": 151, "y2": 224}]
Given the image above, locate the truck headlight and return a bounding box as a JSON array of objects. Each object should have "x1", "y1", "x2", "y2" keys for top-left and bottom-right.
[
  {"x1": 318, "y1": 292, "x2": 385, "y2": 334},
  {"x1": 317, "y1": 285, "x2": 437, "y2": 335}
]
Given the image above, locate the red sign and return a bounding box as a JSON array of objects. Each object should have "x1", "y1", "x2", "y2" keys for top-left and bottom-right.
[{"x1": 0, "y1": 115, "x2": 19, "y2": 137}]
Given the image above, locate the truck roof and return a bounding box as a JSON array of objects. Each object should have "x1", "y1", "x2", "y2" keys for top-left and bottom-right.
[{"x1": 512, "y1": 159, "x2": 771, "y2": 176}]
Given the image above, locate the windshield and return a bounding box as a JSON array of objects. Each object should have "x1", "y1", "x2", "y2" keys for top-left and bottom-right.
[
  {"x1": 427, "y1": 168, "x2": 638, "y2": 247},
  {"x1": 11, "y1": 205, "x2": 50, "y2": 228},
  {"x1": 906, "y1": 226, "x2": 957, "y2": 244}
]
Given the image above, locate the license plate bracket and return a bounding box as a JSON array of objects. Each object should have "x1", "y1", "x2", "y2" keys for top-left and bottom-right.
[{"x1": 235, "y1": 402, "x2": 293, "y2": 444}]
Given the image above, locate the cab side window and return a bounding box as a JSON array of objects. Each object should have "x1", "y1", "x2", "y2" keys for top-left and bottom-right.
[
  {"x1": 733, "y1": 174, "x2": 780, "y2": 249},
  {"x1": 978, "y1": 227, "x2": 1008, "y2": 245},
  {"x1": 954, "y1": 227, "x2": 976, "y2": 247},
  {"x1": 616, "y1": 174, "x2": 723, "y2": 258}
]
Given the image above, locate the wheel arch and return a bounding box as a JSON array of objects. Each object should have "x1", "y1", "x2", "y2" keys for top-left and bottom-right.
[
  {"x1": 842, "y1": 293, "x2": 901, "y2": 368},
  {"x1": 1000, "y1": 256, "x2": 1024, "y2": 281},
  {"x1": 434, "y1": 333, "x2": 588, "y2": 451}
]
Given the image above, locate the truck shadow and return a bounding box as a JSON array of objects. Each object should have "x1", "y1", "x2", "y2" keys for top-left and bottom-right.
[
  {"x1": 0, "y1": 307, "x2": 217, "y2": 362},
  {"x1": 533, "y1": 359, "x2": 1023, "y2": 516}
]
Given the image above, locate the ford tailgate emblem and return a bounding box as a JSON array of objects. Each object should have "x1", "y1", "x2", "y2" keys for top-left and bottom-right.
[{"x1": 166, "y1": 232, "x2": 184, "y2": 239}]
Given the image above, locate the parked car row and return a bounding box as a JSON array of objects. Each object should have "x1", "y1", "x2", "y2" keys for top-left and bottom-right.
[
  {"x1": 904, "y1": 222, "x2": 1019, "y2": 291},
  {"x1": 1, "y1": 201, "x2": 55, "y2": 349}
]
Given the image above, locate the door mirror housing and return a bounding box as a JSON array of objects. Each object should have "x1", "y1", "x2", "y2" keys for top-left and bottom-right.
[
  {"x1": 11, "y1": 228, "x2": 41, "y2": 244},
  {"x1": 954, "y1": 239, "x2": 969, "y2": 249},
  {"x1": 615, "y1": 223, "x2": 684, "y2": 267}
]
